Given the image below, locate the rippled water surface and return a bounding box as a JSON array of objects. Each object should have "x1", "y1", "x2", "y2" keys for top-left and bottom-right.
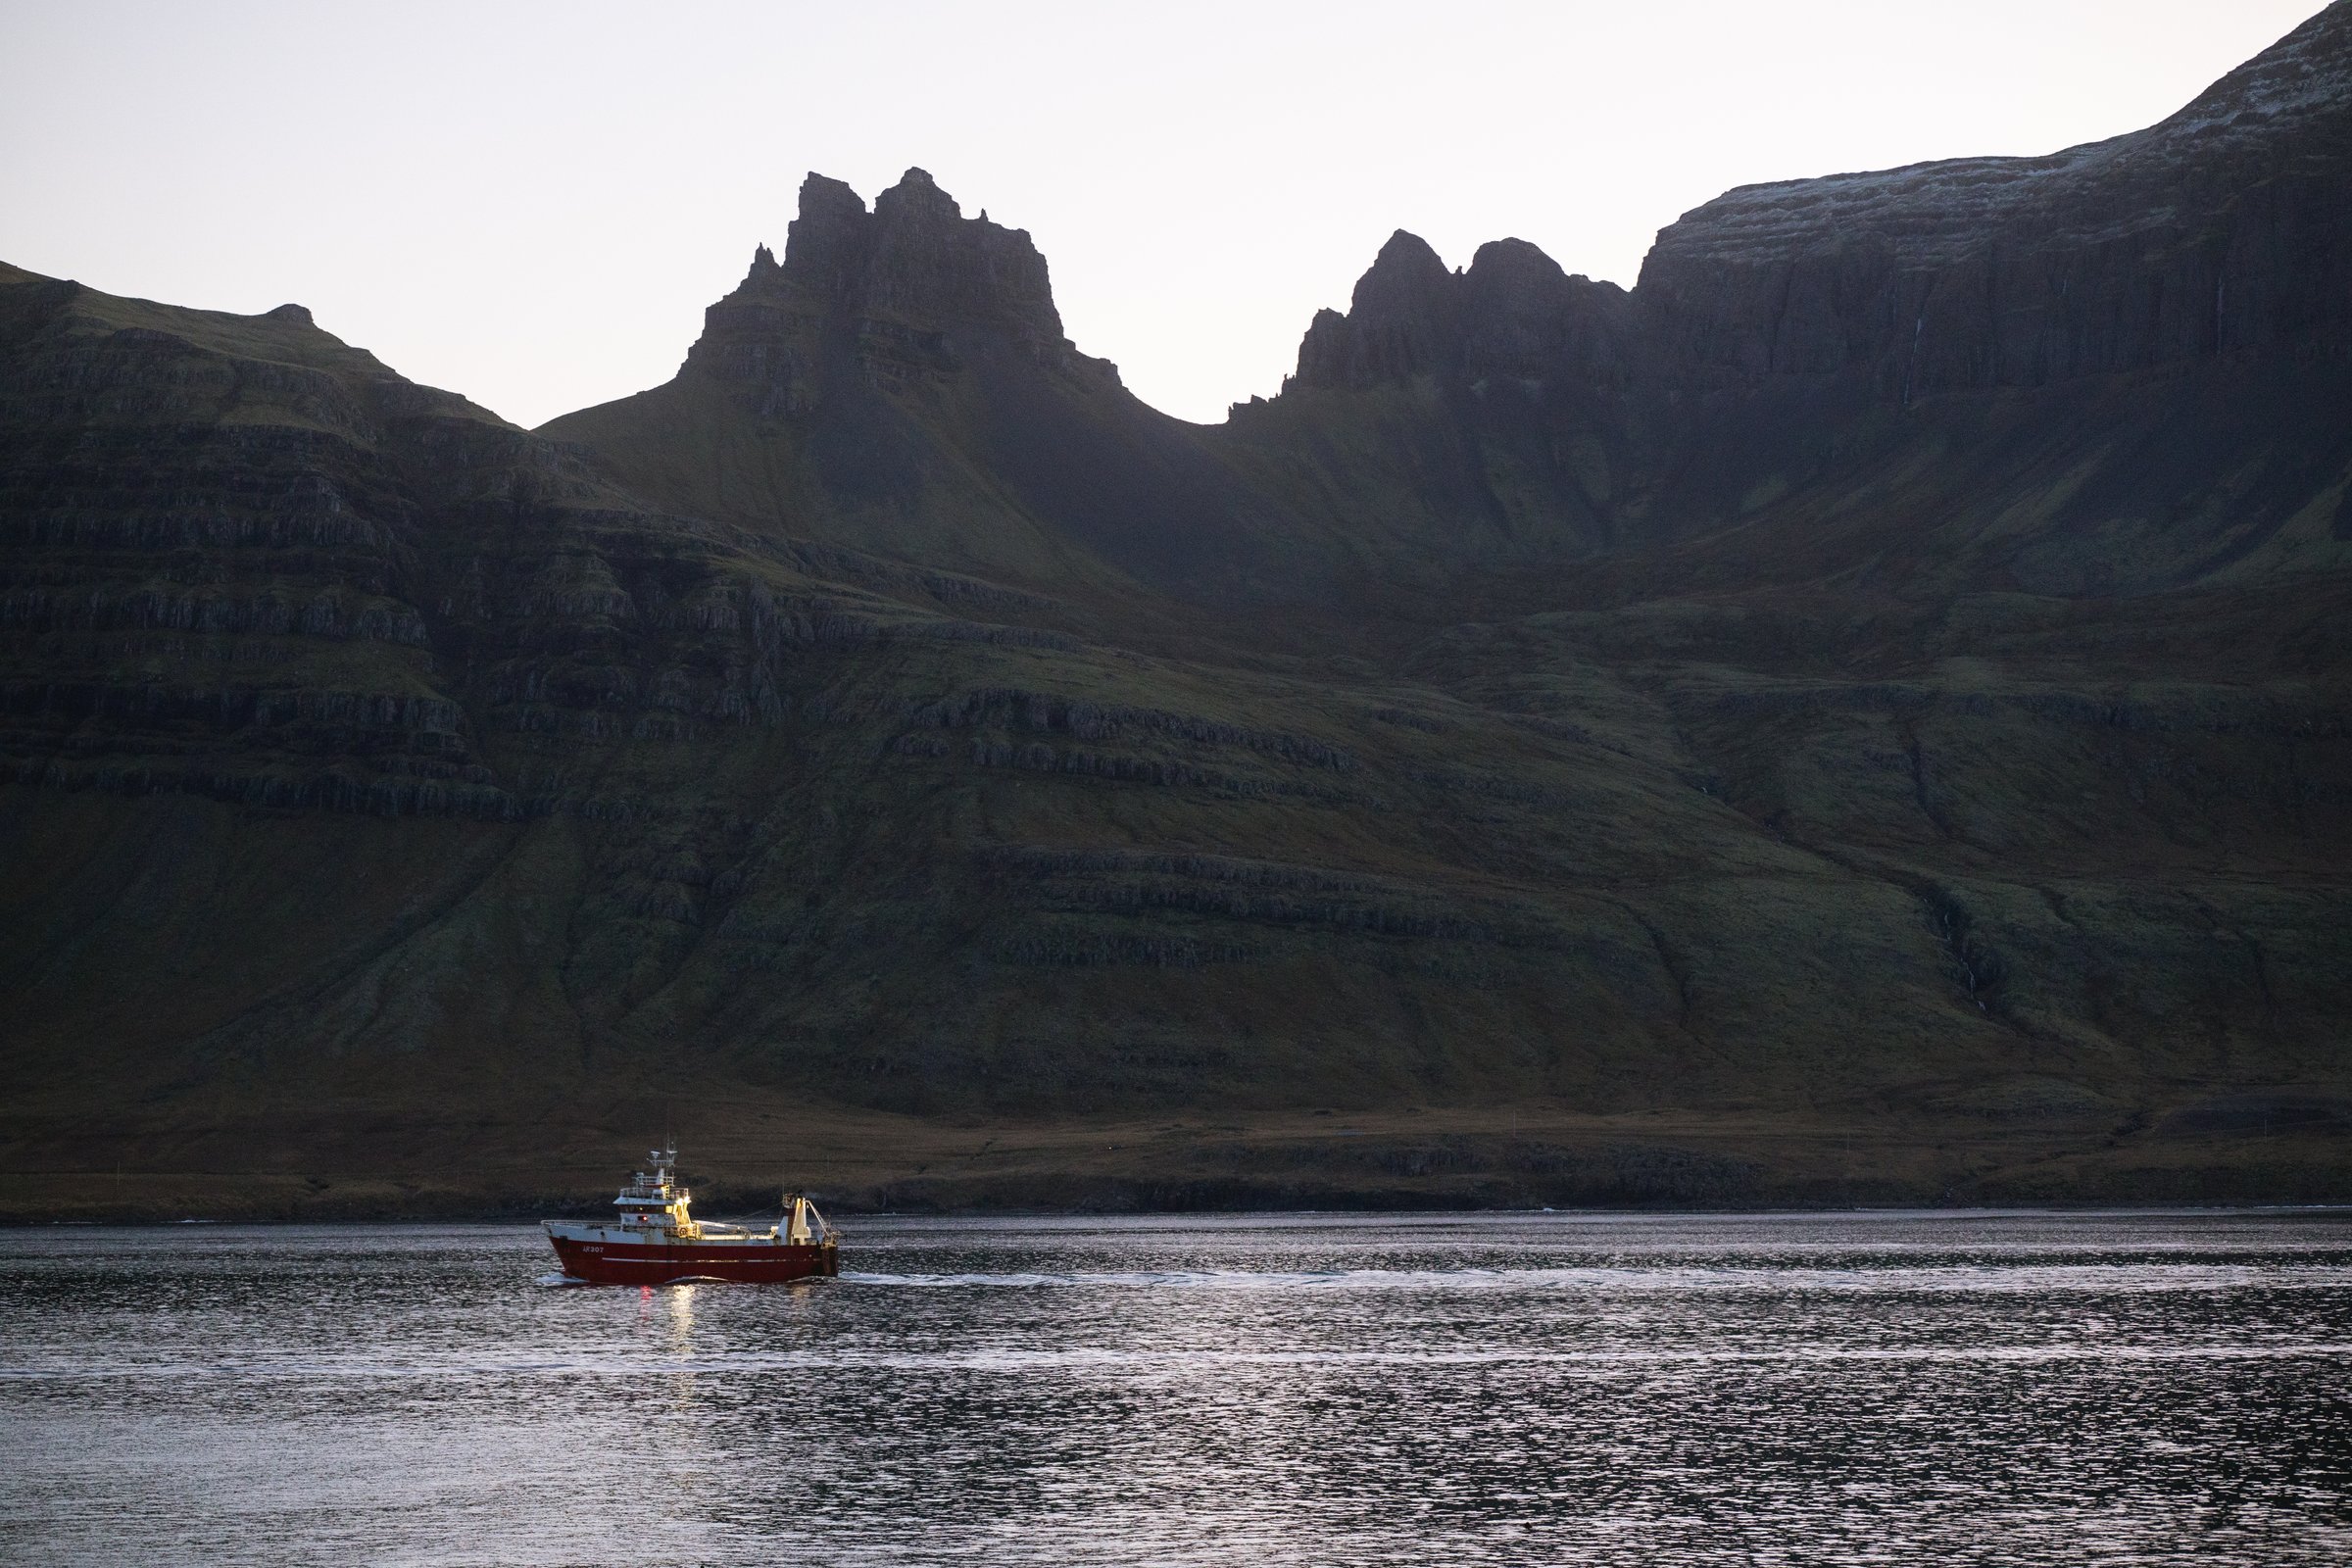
[{"x1": 6, "y1": 1210, "x2": 2352, "y2": 1565}]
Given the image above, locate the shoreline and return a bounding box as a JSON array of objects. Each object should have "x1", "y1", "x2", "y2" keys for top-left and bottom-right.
[
  {"x1": 10, "y1": 1181, "x2": 2351, "y2": 1228},
  {"x1": 9, "y1": 1097, "x2": 2346, "y2": 1225}
]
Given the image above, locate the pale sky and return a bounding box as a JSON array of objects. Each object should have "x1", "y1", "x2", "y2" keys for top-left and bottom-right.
[{"x1": 0, "y1": 1, "x2": 2330, "y2": 427}]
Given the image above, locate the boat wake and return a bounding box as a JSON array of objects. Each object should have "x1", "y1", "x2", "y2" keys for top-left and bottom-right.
[
  {"x1": 840, "y1": 1267, "x2": 1653, "y2": 1291},
  {"x1": 838, "y1": 1262, "x2": 2352, "y2": 1294}
]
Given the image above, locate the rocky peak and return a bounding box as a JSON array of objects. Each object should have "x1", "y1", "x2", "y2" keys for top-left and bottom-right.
[
  {"x1": 678, "y1": 169, "x2": 1080, "y2": 414},
  {"x1": 1462, "y1": 237, "x2": 1562, "y2": 295},
  {"x1": 781, "y1": 173, "x2": 870, "y2": 288},
  {"x1": 1459, "y1": 240, "x2": 1579, "y2": 380},
  {"x1": 872, "y1": 165, "x2": 958, "y2": 227},
  {"x1": 1455, "y1": 240, "x2": 1640, "y2": 386},
  {"x1": 1295, "y1": 230, "x2": 1457, "y2": 388},
  {"x1": 858, "y1": 167, "x2": 1061, "y2": 336},
  {"x1": 1355, "y1": 230, "x2": 1453, "y2": 311},
  {"x1": 1293, "y1": 230, "x2": 1634, "y2": 391},
  {"x1": 745, "y1": 167, "x2": 1065, "y2": 341}
]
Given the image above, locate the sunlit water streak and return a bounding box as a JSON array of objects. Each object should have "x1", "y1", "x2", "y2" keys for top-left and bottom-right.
[{"x1": 5, "y1": 1209, "x2": 2350, "y2": 1566}]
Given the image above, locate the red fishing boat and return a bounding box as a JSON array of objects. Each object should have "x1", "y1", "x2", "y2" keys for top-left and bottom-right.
[{"x1": 543, "y1": 1145, "x2": 840, "y2": 1285}]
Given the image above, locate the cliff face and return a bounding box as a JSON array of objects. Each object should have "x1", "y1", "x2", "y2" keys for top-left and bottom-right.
[
  {"x1": 1640, "y1": 4, "x2": 2352, "y2": 392},
  {"x1": 3, "y1": 13, "x2": 2351, "y2": 1218},
  {"x1": 0, "y1": 267, "x2": 511, "y2": 815},
  {"x1": 1280, "y1": 4, "x2": 2352, "y2": 408},
  {"x1": 1254, "y1": 4, "x2": 2352, "y2": 594}
]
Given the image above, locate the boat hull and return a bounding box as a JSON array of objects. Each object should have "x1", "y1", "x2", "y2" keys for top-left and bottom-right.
[{"x1": 548, "y1": 1234, "x2": 839, "y2": 1285}]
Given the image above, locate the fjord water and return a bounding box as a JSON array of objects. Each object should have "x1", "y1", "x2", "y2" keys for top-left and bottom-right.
[{"x1": 4, "y1": 1212, "x2": 2349, "y2": 1566}]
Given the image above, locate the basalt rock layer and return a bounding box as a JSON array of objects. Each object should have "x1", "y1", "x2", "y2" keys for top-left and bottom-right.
[{"x1": 4, "y1": 10, "x2": 2351, "y2": 1217}]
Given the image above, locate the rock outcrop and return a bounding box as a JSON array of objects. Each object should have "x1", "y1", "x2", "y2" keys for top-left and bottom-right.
[{"x1": 684, "y1": 169, "x2": 1086, "y2": 420}]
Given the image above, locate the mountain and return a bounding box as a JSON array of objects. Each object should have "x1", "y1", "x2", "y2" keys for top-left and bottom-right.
[
  {"x1": 1243, "y1": 3, "x2": 2352, "y2": 595},
  {"x1": 3, "y1": 9, "x2": 2349, "y2": 1219},
  {"x1": 539, "y1": 169, "x2": 1293, "y2": 601}
]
